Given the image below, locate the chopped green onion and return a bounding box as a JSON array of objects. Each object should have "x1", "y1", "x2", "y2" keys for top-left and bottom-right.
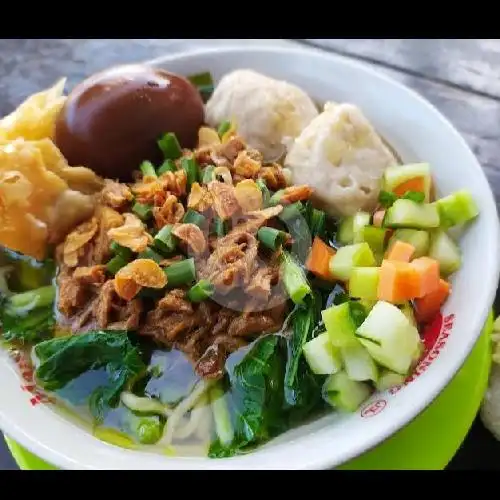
[
  {"x1": 281, "y1": 252, "x2": 312, "y2": 305},
  {"x1": 202, "y1": 165, "x2": 216, "y2": 185},
  {"x1": 6, "y1": 285, "x2": 55, "y2": 312},
  {"x1": 269, "y1": 189, "x2": 285, "y2": 206},
  {"x1": 309, "y1": 207, "x2": 327, "y2": 239},
  {"x1": 181, "y1": 157, "x2": 200, "y2": 188},
  {"x1": 158, "y1": 132, "x2": 182, "y2": 160},
  {"x1": 138, "y1": 248, "x2": 164, "y2": 264},
  {"x1": 279, "y1": 202, "x2": 303, "y2": 222},
  {"x1": 126, "y1": 413, "x2": 162, "y2": 445},
  {"x1": 132, "y1": 202, "x2": 153, "y2": 221},
  {"x1": 217, "y1": 121, "x2": 232, "y2": 138},
  {"x1": 279, "y1": 202, "x2": 310, "y2": 262},
  {"x1": 153, "y1": 224, "x2": 177, "y2": 255},
  {"x1": 186, "y1": 279, "x2": 215, "y2": 302},
  {"x1": 256, "y1": 178, "x2": 271, "y2": 207},
  {"x1": 140, "y1": 160, "x2": 157, "y2": 179},
  {"x1": 257, "y1": 227, "x2": 287, "y2": 251},
  {"x1": 110, "y1": 241, "x2": 134, "y2": 261},
  {"x1": 157, "y1": 159, "x2": 177, "y2": 176},
  {"x1": 106, "y1": 255, "x2": 129, "y2": 275},
  {"x1": 187, "y1": 71, "x2": 214, "y2": 88},
  {"x1": 183, "y1": 209, "x2": 207, "y2": 228},
  {"x1": 210, "y1": 217, "x2": 228, "y2": 237},
  {"x1": 164, "y1": 258, "x2": 196, "y2": 287},
  {"x1": 187, "y1": 71, "x2": 215, "y2": 103}
]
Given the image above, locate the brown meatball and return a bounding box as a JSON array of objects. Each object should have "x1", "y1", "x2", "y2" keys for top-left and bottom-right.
[{"x1": 54, "y1": 64, "x2": 205, "y2": 180}]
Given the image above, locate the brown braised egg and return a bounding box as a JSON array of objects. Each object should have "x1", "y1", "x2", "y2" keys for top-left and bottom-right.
[{"x1": 54, "y1": 64, "x2": 205, "y2": 180}]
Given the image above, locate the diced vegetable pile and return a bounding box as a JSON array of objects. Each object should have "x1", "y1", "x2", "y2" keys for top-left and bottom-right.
[{"x1": 303, "y1": 162, "x2": 479, "y2": 412}]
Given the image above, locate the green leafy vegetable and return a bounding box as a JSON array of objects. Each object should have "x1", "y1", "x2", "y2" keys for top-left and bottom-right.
[
  {"x1": 279, "y1": 202, "x2": 312, "y2": 262},
  {"x1": 0, "y1": 285, "x2": 56, "y2": 344},
  {"x1": 0, "y1": 266, "x2": 12, "y2": 298},
  {"x1": 304, "y1": 201, "x2": 327, "y2": 240},
  {"x1": 402, "y1": 191, "x2": 425, "y2": 203},
  {"x1": 378, "y1": 190, "x2": 398, "y2": 208},
  {"x1": 1, "y1": 306, "x2": 54, "y2": 344},
  {"x1": 284, "y1": 291, "x2": 323, "y2": 414},
  {"x1": 349, "y1": 301, "x2": 368, "y2": 328},
  {"x1": 209, "y1": 319, "x2": 325, "y2": 458},
  {"x1": 284, "y1": 293, "x2": 320, "y2": 390},
  {"x1": 209, "y1": 335, "x2": 287, "y2": 458},
  {"x1": 34, "y1": 331, "x2": 146, "y2": 421}
]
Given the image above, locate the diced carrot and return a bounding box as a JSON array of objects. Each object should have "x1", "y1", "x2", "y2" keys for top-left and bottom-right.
[
  {"x1": 411, "y1": 257, "x2": 440, "y2": 297},
  {"x1": 386, "y1": 240, "x2": 415, "y2": 262},
  {"x1": 377, "y1": 260, "x2": 421, "y2": 303},
  {"x1": 306, "y1": 236, "x2": 336, "y2": 281},
  {"x1": 393, "y1": 177, "x2": 426, "y2": 197},
  {"x1": 414, "y1": 279, "x2": 451, "y2": 324},
  {"x1": 373, "y1": 210, "x2": 385, "y2": 228}
]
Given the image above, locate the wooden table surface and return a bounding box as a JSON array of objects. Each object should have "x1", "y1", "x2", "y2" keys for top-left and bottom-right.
[{"x1": 0, "y1": 38, "x2": 499, "y2": 470}]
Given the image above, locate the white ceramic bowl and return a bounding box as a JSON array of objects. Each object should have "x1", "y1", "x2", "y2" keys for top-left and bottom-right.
[{"x1": 0, "y1": 45, "x2": 499, "y2": 470}]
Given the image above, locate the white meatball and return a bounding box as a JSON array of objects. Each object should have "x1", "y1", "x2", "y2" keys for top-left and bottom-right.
[
  {"x1": 205, "y1": 69, "x2": 318, "y2": 160},
  {"x1": 284, "y1": 102, "x2": 399, "y2": 217}
]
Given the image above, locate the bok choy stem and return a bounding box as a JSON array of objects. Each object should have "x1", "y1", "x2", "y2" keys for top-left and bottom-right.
[
  {"x1": 209, "y1": 383, "x2": 234, "y2": 447},
  {"x1": 7, "y1": 285, "x2": 55, "y2": 312}
]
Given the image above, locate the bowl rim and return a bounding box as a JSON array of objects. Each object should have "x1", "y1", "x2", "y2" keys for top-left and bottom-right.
[{"x1": 0, "y1": 44, "x2": 499, "y2": 470}]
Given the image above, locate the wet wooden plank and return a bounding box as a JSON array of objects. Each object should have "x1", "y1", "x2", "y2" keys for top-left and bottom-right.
[{"x1": 298, "y1": 39, "x2": 500, "y2": 100}]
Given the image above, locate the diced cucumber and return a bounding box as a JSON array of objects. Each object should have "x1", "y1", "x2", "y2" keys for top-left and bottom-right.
[
  {"x1": 355, "y1": 301, "x2": 421, "y2": 375},
  {"x1": 388, "y1": 229, "x2": 430, "y2": 258},
  {"x1": 352, "y1": 212, "x2": 371, "y2": 243},
  {"x1": 412, "y1": 339, "x2": 425, "y2": 363},
  {"x1": 341, "y1": 342, "x2": 379, "y2": 382},
  {"x1": 384, "y1": 199, "x2": 440, "y2": 230},
  {"x1": 375, "y1": 370, "x2": 406, "y2": 391},
  {"x1": 303, "y1": 332, "x2": 343, "y2": 375},
  {"x1": 400, "y1": 302, "x2": 417, "y2": 327},
  {"x1": 338, "y1": 216, "x2": 354, "y2": 245},
  {"x1": 359, "y1": 299, "x2": 377, "y2": 312},
  {"x1": 434, "y1": 189, "x2": 479, "y2": 228},
  {"x1": 383, "y1": 163, "x2": 431, "y2": 201},
  {"x1": 322, "y1": 302, "x2": 358, "y2": 347},
  {"x1": 359, "y1": 226, "x2": 388, "y2": 255},
  {"x1": 428, "y1": 230, "x2": 461, "y2": 276},
  {"x1": 349, "y1": 267, "x2": 380, "y2": 301},
  {"x1": 329, "y1": 242, "x2": 376, "y2": 281},
  {"x1": 322, "y1": 371, "x2": 372, "y2": 412}
]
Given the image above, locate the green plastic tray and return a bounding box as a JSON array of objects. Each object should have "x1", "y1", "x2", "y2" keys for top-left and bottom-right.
[{"x1": 3, "y1": 312, "x2": 493, "y2": 470}]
